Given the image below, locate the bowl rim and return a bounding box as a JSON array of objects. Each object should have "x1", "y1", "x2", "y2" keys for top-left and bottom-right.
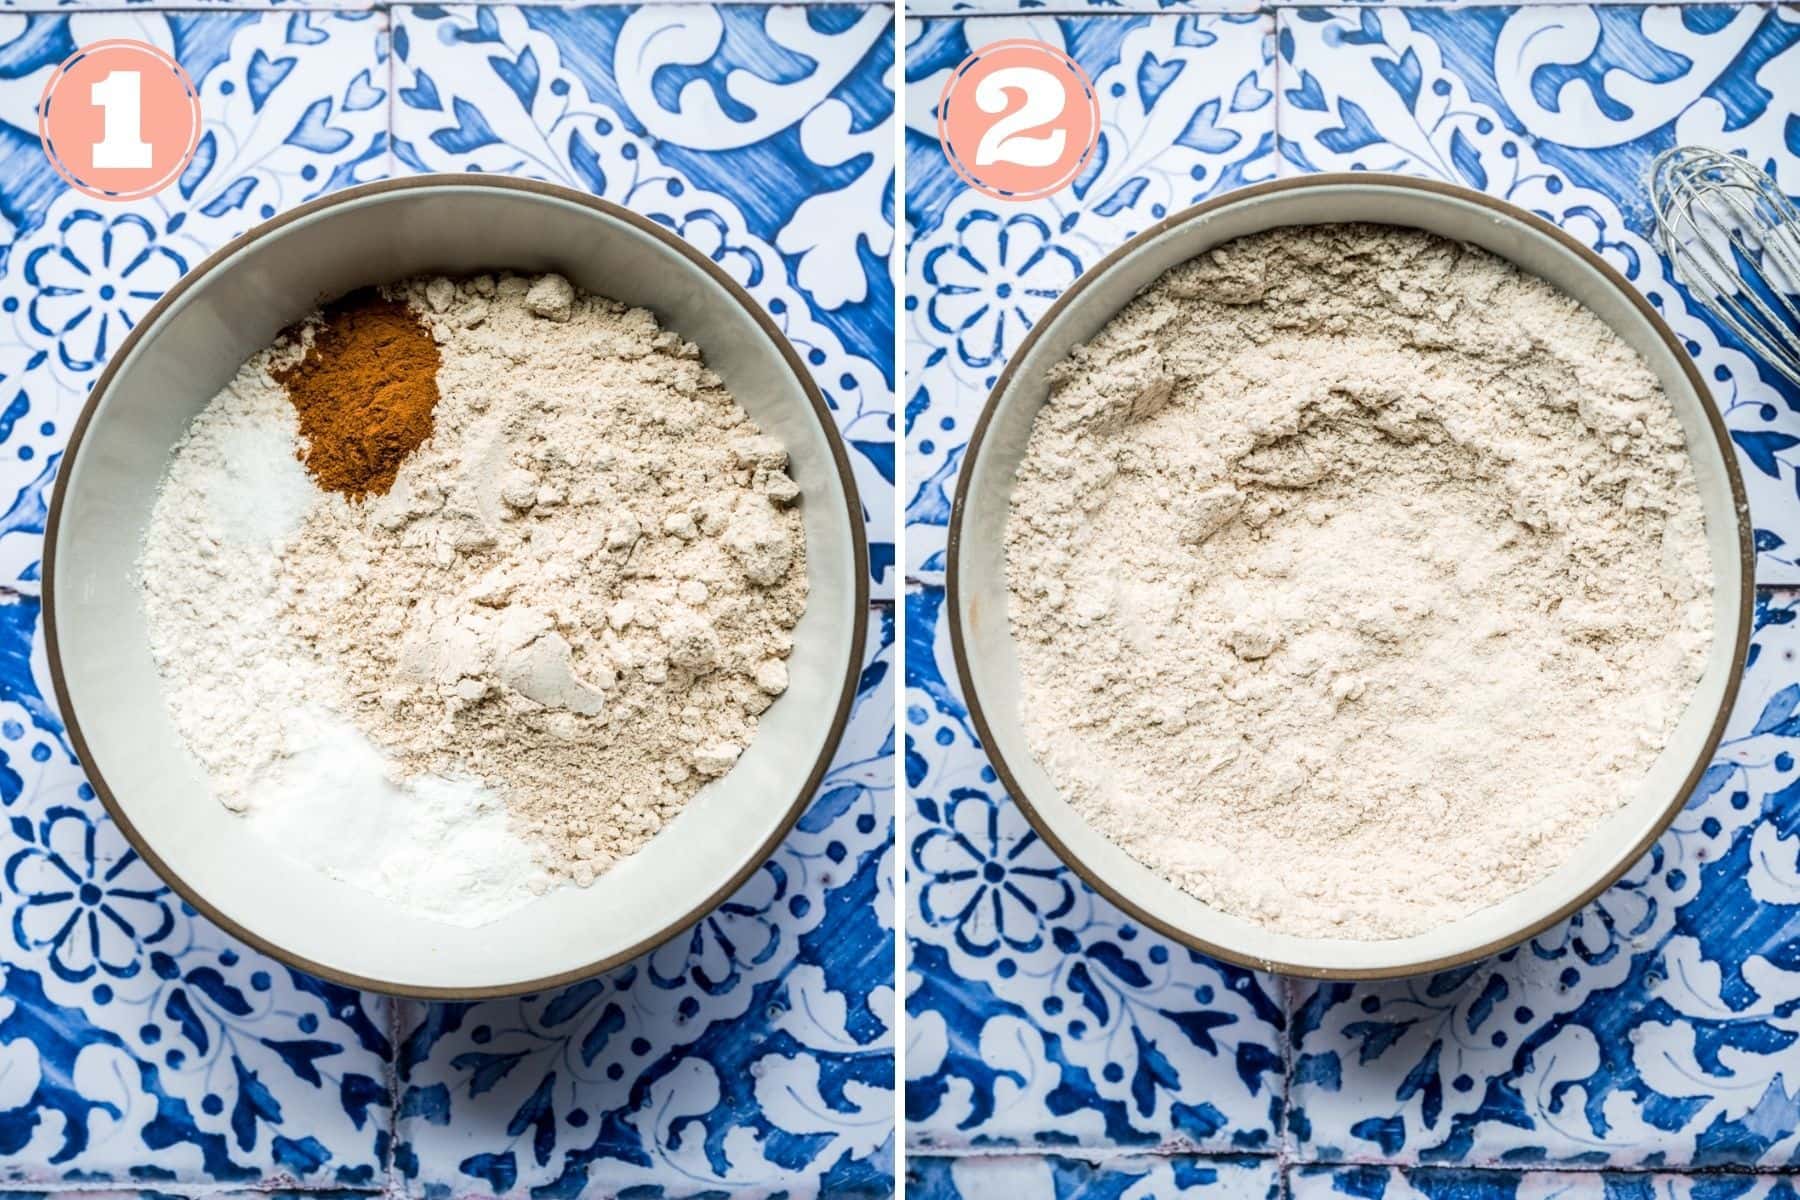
[
  {"x1": 43, "y1": 173, "x2": 871, "y2": 999},
  {"x1": 945, "y1": 171, "x2": 1755, "y2": 980}
]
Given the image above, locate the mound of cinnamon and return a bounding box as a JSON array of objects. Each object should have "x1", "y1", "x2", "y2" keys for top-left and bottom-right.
[{"x1": 275, "y1": 289, "x2": 440, "y2": 498}]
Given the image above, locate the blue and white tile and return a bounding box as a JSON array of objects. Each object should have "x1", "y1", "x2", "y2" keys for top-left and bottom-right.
[
  {"x1": 909, "y1": 0, "x2": 1260, "y2": 16},
  {"x1": 903, "y1": 13, "x2": 1277, "y2": 585},
  {"x1": 0, "y1": 11, "x2": 393, "y2": 1187},
  {"x1": 1291, "y1": 1166, "x2": 1800, "y2": 1200},
  {"x1": 0, "y1": 9, "x2": 391, "y2": 590},
  {"x1": 909, "y1": 1153, "x2": 1280, "y2": 1199},
  {"x1": 904, "y1": 586, "x2": 1284, "y2": 1154},
  {"x1": 0, "y1": 1194, "x2": 374, "y2": 1200},
  {"x1": 0, "y1": 719, "x2": 394, "y2": 1188},
  {"x1": 907, "y1": 0, "x2": 1770, "y2": 13},
  {"x1": 1289, "y1": 590, "x2": 1800, "y2": 1168},
  {"x1": 392, "y1": 610, "x2": 894, "y2": 1200},
  {"x1": 388, "y1": 4, "x2": 897, "y2": 596},
  {"x1": 1276, "y1": 5, "x2": 1800, "y2": 581},
  {"x1": 0, "y1": 745, "x2": 394, "y2": 1184},
  {"x1": 2, "y1": 0, "x2": 370, "y2": 10},
  {"x1": 0, "y1": 753, "x2": 393, "y2": 1186}
]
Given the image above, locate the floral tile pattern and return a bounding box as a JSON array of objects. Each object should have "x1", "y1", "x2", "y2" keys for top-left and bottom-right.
[
  {"x1": 388, "y1": 3, "x2": 898, "y2": 596},
  {"x1": 908, "y1": 1153, "x2": 1280, "y2": 1199},
  {"x1": 1266, "y1": 26, "x2": 1800, "y2": 1171},
  {"x1": 1276, "y1": 5, "x2": 1800, "y2": 580},
  {"x1": 393, "y1": 613, "x2": 894, "y2": 1199},
  {"x1": 1289, "y1": 590, "x2": 1800, "y2": 1168},
  {"x1": 907, "y1": 0, "x2": 1773, "y2": 14},
  {"x1": 0, "y1": 11, "x2": 394, "y2": 1186},
  {"x1": 0, "y1": 5, "x2": 896, "y2": 1197},
  {"x1": 909, "y1": 0, "x2": 1260, "y2": 15},
  {"x1": 903, "y1": 2, "x2": 1800, "y2": 1184},
  {"x1": 1291, "y1": 1166, "x2": 1800, "y2": 1200},
  {"x1": 2, "y1": 0, "x2": 369, "y2": 9},
  {"x1": 904, "y1": 586, "x2": 1286, "y2": 1154},
  {"x1": 903, "y1": 11, "x2": 1278, "y2": 585},
  {"x1": 0, "y1": 9, "x2": 393, "y2": 594}
]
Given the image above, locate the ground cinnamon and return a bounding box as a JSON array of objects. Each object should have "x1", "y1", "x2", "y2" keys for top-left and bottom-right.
[{"x1": 275, "y1": 289, "x2": 439, "y2": 498}]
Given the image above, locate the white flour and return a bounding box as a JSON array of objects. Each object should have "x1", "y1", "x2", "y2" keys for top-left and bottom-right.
[
  {"x1": 139, "y1": 273, "x2": 802, "y2": 924},
  {"x1": 1006, "y1": 225, "x2": 1714, "y2": 940},
  {"x1": 140, "y1": 350, "x2": 551, "y2": 925},
  {"x1": 139, "y1": 353, "x2": 332, "y2": 806}
]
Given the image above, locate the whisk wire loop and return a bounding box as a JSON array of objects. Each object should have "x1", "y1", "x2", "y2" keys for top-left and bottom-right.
[{"x1": 1650, "y1": 147, "x2": 1800, "y2": 390}]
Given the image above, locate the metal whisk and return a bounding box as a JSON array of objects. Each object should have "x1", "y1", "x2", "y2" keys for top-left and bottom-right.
[{"x1": 1650, "y1": 147, "x2": 1800, "y2": 389}]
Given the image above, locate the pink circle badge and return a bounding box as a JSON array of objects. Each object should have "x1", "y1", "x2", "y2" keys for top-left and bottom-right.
[
  {"x1": 38, "y1": 39, "x2": 202, "y2": 201},
  {"x1": 937, "y1": 39, "x2": 1101, "y2": 202}
]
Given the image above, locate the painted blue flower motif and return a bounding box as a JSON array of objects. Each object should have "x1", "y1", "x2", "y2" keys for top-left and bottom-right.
[
  {"x1": 923, "y1": 211, "x2": 1080, "y2": 370},
  {"x1": 24, "y1": 211, "x2": 188, "y2": 376},
  {"x1": 5, "y1": 805, "x2": 175, "y2": 983},
  {"x1": 669, "y1": 209, "x2": 766, "y2": 291},
  {"x1": 1528, "y1": 850, "x2": 1659, "y2": 970},
  {"x1": 913, "y1": 788, "x2": 1074, "y2": 957},
  {"x1": 648, "y1": 857, "x2": 786, "y2": 993}
]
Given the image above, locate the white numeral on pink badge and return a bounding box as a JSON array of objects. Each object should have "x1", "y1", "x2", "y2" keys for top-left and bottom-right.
[
  {"x1": 90, "y1": 69, "x2": 153, "y2": 169},
  {"x1": 972, "y1": 66, "x2": 1068, "y2": 168},
  {"x1": 939, "y1": 40, "x2": 1097, "y2": 199}
]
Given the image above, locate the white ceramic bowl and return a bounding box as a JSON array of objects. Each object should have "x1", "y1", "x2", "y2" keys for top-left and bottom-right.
[
  {"x1": 948, "y1": 174, "x2": 1752, "y2": 979},
  {"x1": 46, "y1": 177, "x2": 868, "y2": 997}
]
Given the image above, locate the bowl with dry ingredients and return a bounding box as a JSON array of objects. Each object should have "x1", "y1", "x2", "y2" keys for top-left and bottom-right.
[
  {"x1": 46, "y1": 176, "x2": 868, "y2": 996},
  {"x1": 949, "y1": 174, "x2": 1752, "y2": 979}
]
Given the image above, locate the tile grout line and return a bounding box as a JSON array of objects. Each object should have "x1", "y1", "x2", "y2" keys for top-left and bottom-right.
[
  {"x1": 1277, "y1": 976, "x2": 1298, "y2": 1183},
  {"x1": 905, "y1": 1147, "x2": 1800, "y2": 1179},
  {"x1": 384, "y1": 993, "x2": 405, "y2": 1199},
  {"x1": 0, "y1": 1, "x2": 895, "y2": 16}
]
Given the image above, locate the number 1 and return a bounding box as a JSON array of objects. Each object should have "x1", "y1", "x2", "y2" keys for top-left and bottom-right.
[{"x1": 91, "y1": 70, "x2": 152, "y2": 169}]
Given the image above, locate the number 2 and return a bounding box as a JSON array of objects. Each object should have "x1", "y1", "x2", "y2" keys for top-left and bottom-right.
[
  {"x1": 91, "y1": 69, "x2": 152, "y2": 170},
  {"x1": 973, "y1": 66, "x2": 1067, "y2": 168}
]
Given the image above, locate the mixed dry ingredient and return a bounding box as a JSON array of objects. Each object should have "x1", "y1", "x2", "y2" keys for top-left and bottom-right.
[
  {"x1": 1006, "y1": 225, "x2": 1714, "y2": 941},
  {"x1": 140, "y1": 274, "x2": 805, "y2": 925}
]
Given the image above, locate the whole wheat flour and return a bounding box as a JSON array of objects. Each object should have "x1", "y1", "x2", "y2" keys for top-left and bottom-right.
[
  {"x1": 279, "y1": 274, "x2": 806, "y2": 885},
  {"x1": 1005, "y1": 225, "x2": 1713, "y2": 941}
]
